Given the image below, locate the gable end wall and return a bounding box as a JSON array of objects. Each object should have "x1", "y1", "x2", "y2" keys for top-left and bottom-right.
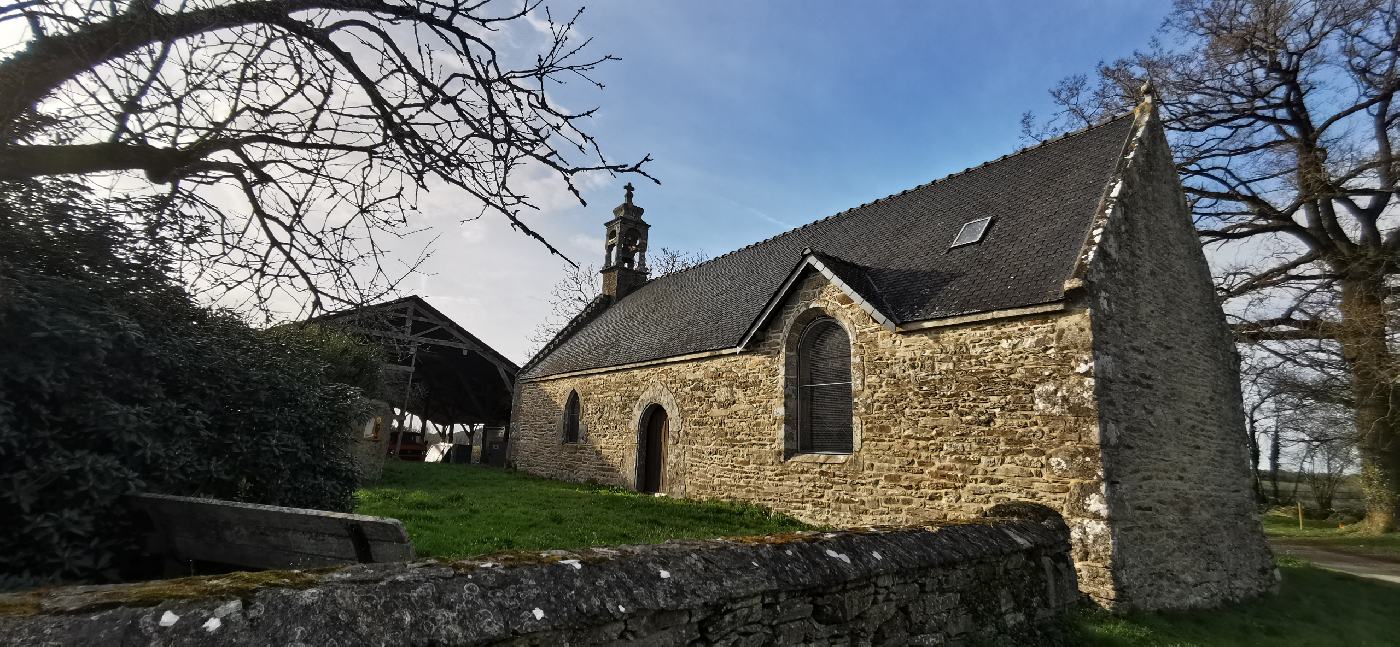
[{"x1": 1085, "y1": 112, "x2": 1276, "y2": 610}]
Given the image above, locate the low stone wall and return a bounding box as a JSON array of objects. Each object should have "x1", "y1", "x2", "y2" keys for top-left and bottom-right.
[{"x1": 0, "y1": 505, "x2": 1077, "y2": 646}]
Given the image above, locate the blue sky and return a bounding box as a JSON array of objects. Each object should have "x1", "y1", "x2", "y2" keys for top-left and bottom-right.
[{"x1": 420, "y1": 1, "x2": 1172, "y2": 362}]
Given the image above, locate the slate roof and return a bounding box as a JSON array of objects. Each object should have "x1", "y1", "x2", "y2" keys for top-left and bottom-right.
[
  {"x1": 524, "y1": 113, "x2": 1136, "y2": 378},
  {"x1": 808, "y1": 251, "x2": 891, "y2": 318}
]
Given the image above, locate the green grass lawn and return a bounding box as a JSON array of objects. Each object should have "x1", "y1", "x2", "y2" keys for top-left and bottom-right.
[
  {"x1": 355, "y1": 461, "x2": 809, "y2": 558},
  {"x1": 1074, "y1": 557, "x2": 1400, "y2": 646},
  {"x1": 1261, "y1": 510, "x2": 1400, "y2": 561}
]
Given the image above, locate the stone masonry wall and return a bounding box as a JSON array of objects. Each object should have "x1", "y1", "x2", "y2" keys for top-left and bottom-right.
[
  {"x1": 512, "y1": 272, "x2": 1116, "y2": 602},
  {"x1": 0, "y1": 507, "x2": 1078, "y2": 646},
  {"x1": 1084, "y1": 110, "x2": 1276, "y2": 609}
]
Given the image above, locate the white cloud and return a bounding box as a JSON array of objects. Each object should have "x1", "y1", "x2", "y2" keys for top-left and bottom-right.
[
  {"x1": 715, "y1": 194, "x2": 792, "y2": 230},
  {"x1": 569, "y1": 233, "x2": 606, "y2": 253},
  {"x1": 523, "y1": 11, "x2": 557, "y2": 38}
]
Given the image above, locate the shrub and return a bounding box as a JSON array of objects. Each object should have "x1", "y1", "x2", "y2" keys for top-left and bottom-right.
[{"x1": 0, "y1": 180, "x2": 381, "y2": 588}]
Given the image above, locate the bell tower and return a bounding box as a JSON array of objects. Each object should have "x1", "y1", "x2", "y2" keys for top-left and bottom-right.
[{"x1": 601, "y1": 182, "x2": 649, "y2": 300}]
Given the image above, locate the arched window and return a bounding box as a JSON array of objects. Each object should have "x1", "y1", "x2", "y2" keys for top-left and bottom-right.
[
  {"x1": 797, "y1": 318, "x2": 853, "y2": 453},
  {"x1": 563, "y1": 391, "x2": 581, "y2": 444}
]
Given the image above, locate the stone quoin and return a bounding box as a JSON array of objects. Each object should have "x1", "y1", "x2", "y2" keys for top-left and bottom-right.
[{"x1": 512, "y1": 90, "x2": 1275, "y2": 611}]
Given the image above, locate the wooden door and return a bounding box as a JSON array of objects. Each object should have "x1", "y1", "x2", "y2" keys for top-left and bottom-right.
[{"x1": 640, "y1": 406, "x2": 668, "y2": 493}]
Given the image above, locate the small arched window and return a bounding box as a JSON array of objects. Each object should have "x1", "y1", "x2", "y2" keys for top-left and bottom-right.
[
  {"x1": 797, "y1": 318, "x2": 853, "y2": 453},
  {"x1": 563, "y1": 391, "x2": 581, "y2": 444}
]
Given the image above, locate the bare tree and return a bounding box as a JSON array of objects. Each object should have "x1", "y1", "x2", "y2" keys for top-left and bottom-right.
[
  {"x1": 0, "y1": 0, "x2": 653, "y2": 314},
  {"x1": 1242, "y1": 358, "x2": 1284, "y2": 501},
  {"x1": 526, "y1": 260, "x2": 601, "y2": 356},
  {"x1": 1305, "y1": 435, "x2": 1358, "y2": 513},
  {"x1": 647, "y1": 246, "x2": 707, "y2": 277},
  {"x1": 526, "y1": 246, "x2": 706, "y2": 356},
  {"x1": 1241, "y1": 346, "x2": 1350, "y2": 502},
  {"x1": 1271, "y1": 393, "x2": 1357, "y2": 511},
  {"x1": 1028, "y1": 0, "x2": 1400, "y2": 533}
]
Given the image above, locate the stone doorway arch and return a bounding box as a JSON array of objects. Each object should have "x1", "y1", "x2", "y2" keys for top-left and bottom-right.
[
  {"x1": 636, "y1": 404, "x2": 668, "y2": 494},
  {"x1": 630, "y1": 382, "x2": 683, "y2": 494}
]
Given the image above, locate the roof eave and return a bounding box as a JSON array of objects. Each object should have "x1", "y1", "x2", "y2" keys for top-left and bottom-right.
[
  {"x1": 518, "y1": 293, "x2": 613, "y2": 377},
  {"x1": 893, "y1": 301, "x2": 1069, "y2": 331}
]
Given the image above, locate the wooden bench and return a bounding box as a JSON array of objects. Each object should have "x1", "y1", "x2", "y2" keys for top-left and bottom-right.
[{"x1": 127, "y1": 493, "x2": 414, "y2": 571}]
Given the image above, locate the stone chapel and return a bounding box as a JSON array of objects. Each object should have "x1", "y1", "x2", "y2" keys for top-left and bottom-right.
[{"x1": 509, "y1": 92, "x2": 1276, "y2": 610}]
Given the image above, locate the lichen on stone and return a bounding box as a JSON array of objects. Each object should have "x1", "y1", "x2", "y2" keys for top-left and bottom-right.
[{"x1": 0, "y1": 568, "x2": 323, "y2": 617}]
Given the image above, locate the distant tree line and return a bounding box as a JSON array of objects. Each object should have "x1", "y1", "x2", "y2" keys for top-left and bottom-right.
[{"x1": 1244, "y1": 370, "x2": 1359, "y2": 514}]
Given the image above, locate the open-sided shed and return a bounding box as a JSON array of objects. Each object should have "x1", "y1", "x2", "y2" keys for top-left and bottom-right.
[{"x1": 310, "y1": 295, "x2": 518, "y2": 463}]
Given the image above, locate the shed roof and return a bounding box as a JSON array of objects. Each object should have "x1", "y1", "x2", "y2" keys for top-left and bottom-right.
[{"x1": 311, "y1": 295, "x2": 518, "y2": 424}]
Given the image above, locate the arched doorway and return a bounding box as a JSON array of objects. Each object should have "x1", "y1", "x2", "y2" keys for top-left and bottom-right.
[{"x1": 637, "y1": 404, "x2": 668, "y2": 493}]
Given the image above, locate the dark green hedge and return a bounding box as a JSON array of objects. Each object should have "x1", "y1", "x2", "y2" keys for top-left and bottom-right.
[{"x1": 0, "y1": 180, "x2": 381, "y2": 589}]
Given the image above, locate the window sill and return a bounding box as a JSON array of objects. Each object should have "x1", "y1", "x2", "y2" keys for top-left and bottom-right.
[{"x1": 785, "y1": 452, "x2": 853, "y2": 464}]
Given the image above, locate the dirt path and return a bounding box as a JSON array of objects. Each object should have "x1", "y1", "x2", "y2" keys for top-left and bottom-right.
[{"x1": 1270, "y1": 539, "x2": 1400, "y2": 585}]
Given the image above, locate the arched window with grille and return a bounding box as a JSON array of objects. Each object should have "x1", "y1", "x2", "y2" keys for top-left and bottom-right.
[
  {"x1": 562, "y1": 390, "x2": 581, "y2": 444},
  {"x1": 796, "y1": 318, "x2": 853, "y2": 453}
]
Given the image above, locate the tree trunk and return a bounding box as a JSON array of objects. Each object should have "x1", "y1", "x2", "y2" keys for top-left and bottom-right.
[
  {"x1": 1340, "y1": 274, "x2": 1399, "y2": 534},
  {"x1": 1289, "y1": 454, "x2": 1304, "y2": 505},
  {"x1": 1269, "y1": 419, "x2": 1281, "y2": 503},
  {"x1": 1248, "y1": 415, "x2": 1263, "y2": 502}
]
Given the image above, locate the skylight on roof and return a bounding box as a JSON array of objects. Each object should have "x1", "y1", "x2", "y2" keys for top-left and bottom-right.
[{"x1": 950, "y1": 217, "x2": 992, "y2": 248}]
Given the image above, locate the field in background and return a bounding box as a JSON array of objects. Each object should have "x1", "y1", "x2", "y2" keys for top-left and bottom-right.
[
  {"x1": 1262, "y1": 510, "x2": 1400, "y2": 560},
  {"x1": 355, "y1": 461, "x2": 809, "y2": 558},
  {"x1": 1260, "y1": 472, "x2": 1365, "y2": 513}
]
